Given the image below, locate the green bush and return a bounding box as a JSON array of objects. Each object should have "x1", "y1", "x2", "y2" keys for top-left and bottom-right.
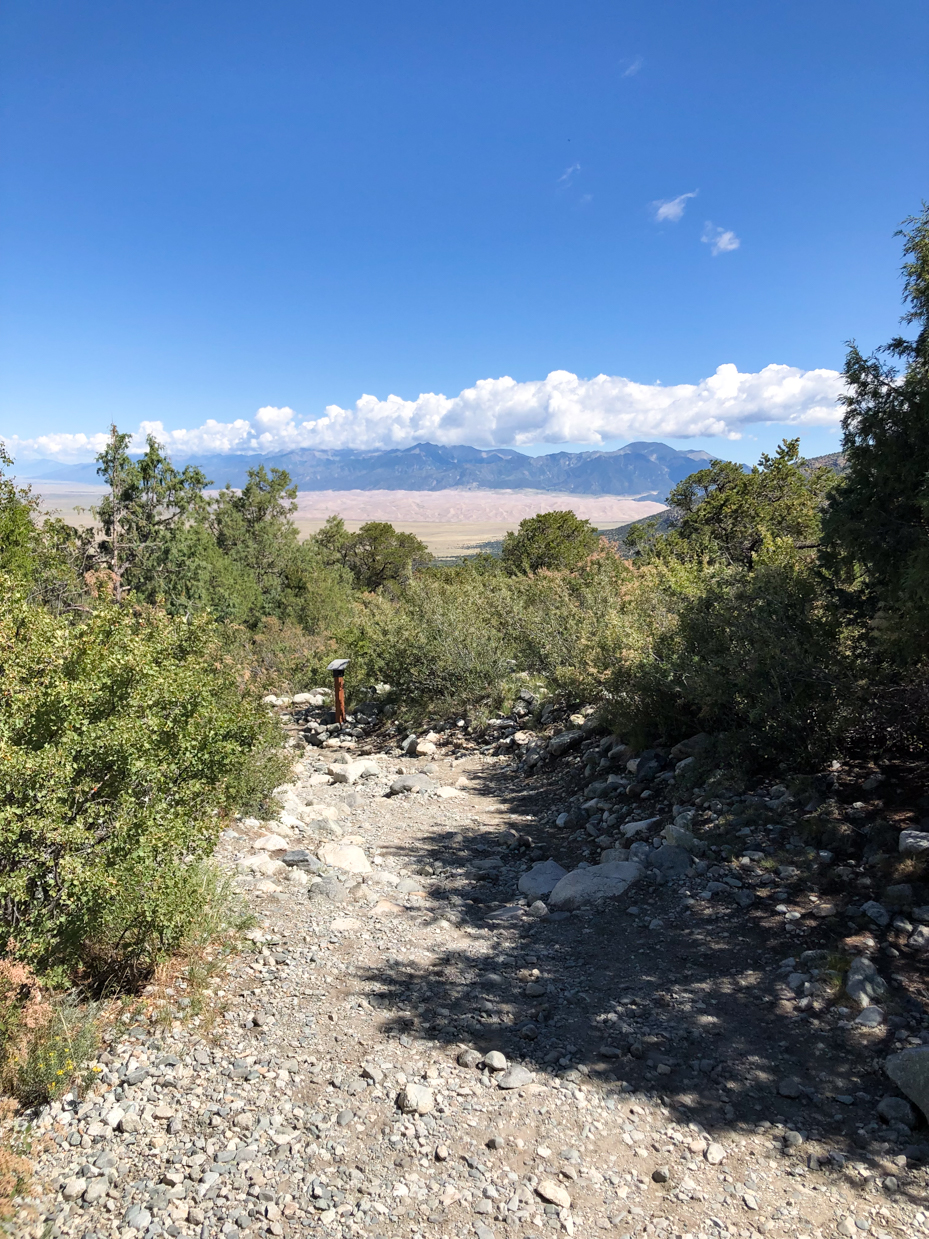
[
  {"x1": 344, "y1": 549, "x2": 638, "y2": 718},
  {"x1": 345, "y1": 571, "x2": 519, "y2": 716},
  {"x1": 501, "y1": 509, "x2": 600, "y2": 574},
  {"x1": 346, "y1": 536, "x2": 857, "y2": 766},
  {"x1": 597, "y1": 545, "x2": 860, "y2": 762},
  {"x1": 0, "y1": 586, "x2": 289, "y2": 980}
]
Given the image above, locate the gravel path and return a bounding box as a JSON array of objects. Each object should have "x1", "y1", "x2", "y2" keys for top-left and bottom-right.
[{"x1": 18, "y1": 737, "x2": 929, "y2": 1239}]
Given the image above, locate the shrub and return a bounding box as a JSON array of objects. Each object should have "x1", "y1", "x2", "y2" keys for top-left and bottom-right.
[
  {"x1": 597, "y1": 545, "x2": 860, "y2": 763},
  {"x1": 225, "y1": 616, "x2": 340, "y2": 699},
  {"x1": 346, "y1": 574, "x2": 518, "y2": 717},
  {"x1": 0, "y1": 586, "x2": 288, "y2": 979},
  {"x1": 345, "y1": 548, "x2": 638, "y2": 718},
  {"x1": 0, "y1": 962, "x2": 98, "y2": 1108},
  {"x1": 501, "y1": 509, "x2": 600, "y2": 574}
]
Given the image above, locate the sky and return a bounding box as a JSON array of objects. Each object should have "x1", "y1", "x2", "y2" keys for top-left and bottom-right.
[{"x1": 1, "y1": 0, "x2": 926, "y2": 467}]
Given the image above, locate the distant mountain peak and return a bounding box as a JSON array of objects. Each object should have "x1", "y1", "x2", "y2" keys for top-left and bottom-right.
[{"x1": 19, "y1": 439, "x2": 718, "y2": 500}]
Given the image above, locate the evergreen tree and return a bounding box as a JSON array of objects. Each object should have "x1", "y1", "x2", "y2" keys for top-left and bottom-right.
[
  {"x1": 312, "y1": 516, "x2": 432, "y2": 590},
  {"x1": 501, "y1": 510, "x2": 600, "y2": 574},
  {"x1": 823, "y1": 205, "x2": 929, "y2": 658},
  {"x1": 93, "y1": 426, "x2": 211, "y2": 604},
  {"x1": 653, "y1": 439, "x2": 831, "y2": 569}
]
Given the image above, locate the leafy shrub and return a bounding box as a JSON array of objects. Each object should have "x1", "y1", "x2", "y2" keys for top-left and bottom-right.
[
  {"x1": 0, "y1": 587, "x2": 288, "y2": 979},
  {"x1": 345, "y1": 549, "x2": 638, "y2": 718},
  {"x1": 597, "y1": 546, "x2": 860, "y2": 763},
  {"x1": 346, "y1": 573, "x2": 519, "y2": 716}
]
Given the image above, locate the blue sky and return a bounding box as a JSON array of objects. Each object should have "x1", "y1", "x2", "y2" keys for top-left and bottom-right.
[{"x1": 1, "y1": 0, "x2": 926, "y2": 465}]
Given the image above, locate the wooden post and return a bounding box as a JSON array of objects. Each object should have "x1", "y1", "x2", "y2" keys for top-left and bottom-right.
[{"x1": 327, "y1": 659, "x2": 349, "y2": 725}]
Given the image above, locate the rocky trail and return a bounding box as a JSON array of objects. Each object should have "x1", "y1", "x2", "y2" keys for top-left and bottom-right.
[{"x1": 18, "y1": 699, "x2": 929, "y2": 1239}]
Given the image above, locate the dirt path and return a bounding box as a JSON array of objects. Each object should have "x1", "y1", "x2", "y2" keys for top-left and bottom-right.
[{"x1": 18, "y1": 741, "x2": 929, "y2": 1239}]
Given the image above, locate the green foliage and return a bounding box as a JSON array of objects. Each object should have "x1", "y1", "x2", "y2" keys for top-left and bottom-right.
[
  {"x1": 86, "y1": 434, "x2": 353, "y2": 631},
  {"x1": 501, "y1": 509, "x2": 600, "y2": 574},
  {"x1": 0, "y1": 590, "x2": 288, "y2": 978},
  {"x1": 653, "y1": 439, "x2": 831, "y2": 568},
  {"x1": 823, "y1": 205, "x2": 929, "y2": 661},
  {"x1": 598, "y1": 550, "x2": 858, "y2": 762},
  {"x1": 346, "y1": 570, "x2": 519, "y2": 716},
  {"x1": 225, "y1": 616, "x2": 340, "y2": 698},
  {"x1": 346, "y1": 548, "x2": 636, "y2": 718},
  {"x1": 0, "y1": 445, "x2": 84, "y2": 610},
  {"x1": 0, "y1": 444, "x2": 41, "y2": 582},
  {"x1": 92, "y1": 426, "x2": 211, "y2": 605},
  {"x1": 313, "y1": 515, "x2": 432, "y2": 590}
]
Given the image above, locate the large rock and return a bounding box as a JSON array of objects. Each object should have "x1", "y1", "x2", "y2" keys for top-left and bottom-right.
[
  {"x1": 899, "y1": 830, "x2": 929, "y2": 856},
  {"x1": 876, "y1": 1094, "x2": 917, "y2": 1128},
  {"x1": 327, "y1": 760, "x2": 380, "y2": 784},
  {"x1": 396, "y1": 1083, "x2": 434, "y2": 1115},
  {"x1": 662, "y1": 822, "x2": 707, "y2": 856},
  {"x1": 535, "y1": 1179, "x2": 571, "y2": 1209},
  {"x1": 497, "y1": 1065, "x2": 534, "y2": 1089},
  {"x1": 861, "y1": 900, "x2": 891, "y2": 927},
  {"x1": 306, "y1": 877, "x2": 346, "y2": 902},
  {"x1": 252, "y1": 833, "x2": 289, "y2": 852},
  {"x1": 546, "y1": 730, "x2": 584, "y2": 758},
  {"x1": 237, "y1": 853, "x2": 287, "y2": 878},
  {"x1": 316, "y1": 843, "x2": 372, "y2": 874},
  {"x1": 518, "y1": 859, "x2": 568, "y2": 901},
  {"x1": 649, "y1": 844, "x2": 692, "y2": 877},
  {"x1": 600, "y1": 847, "x2": 631, "y2": 864},
  {"x1": 298, "y1": 803, "x2": 341, "y2": 823},
  {"x1": 845, "y1": 955, "x2": 888, "y2": 1008},
  {"x1": 885, "y1": 1047, "x2": 929, "y2": 1122},
  {"x1": 669, "y1": 732, "x2": 711, "y2": 762},
  {"x1": 620, "y1": 816, "x2": 660, "y2": 839},
  {"x1": 389, "y1": 774, "x2": 437, "y2": 795},
  {"x1": 281, "y1": 849, "x2": 324, "y2": 872},
  {"x1": 302, "y1": 818, "x2": 343, "y2": 839},
  {"x1": 548, "y1": 861, "x2": 643, "y2": 911}
]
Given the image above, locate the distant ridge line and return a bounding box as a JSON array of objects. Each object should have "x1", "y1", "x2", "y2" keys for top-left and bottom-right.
[{"x1": 16, "y1": 439, "x2": 716, "y2": 501}]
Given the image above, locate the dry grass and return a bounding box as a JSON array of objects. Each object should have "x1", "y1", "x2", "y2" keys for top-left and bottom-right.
[{"x1": 0, "y1": 1098, "x2": 33, "y2": 1223}]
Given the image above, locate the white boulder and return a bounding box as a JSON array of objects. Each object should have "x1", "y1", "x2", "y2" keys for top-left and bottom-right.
[{"x1": 548, "y1": 861, "x2": 643, "y2": 911}]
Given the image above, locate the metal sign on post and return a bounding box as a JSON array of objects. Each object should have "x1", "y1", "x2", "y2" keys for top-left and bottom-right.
[{"x1": 327, "y1": 658, "x2": 349, "y2": 725}]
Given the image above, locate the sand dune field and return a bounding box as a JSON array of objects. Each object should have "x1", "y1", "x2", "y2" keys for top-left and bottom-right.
[{"x1": 21, "y1": 480, "x2": 665, "y2": 558}]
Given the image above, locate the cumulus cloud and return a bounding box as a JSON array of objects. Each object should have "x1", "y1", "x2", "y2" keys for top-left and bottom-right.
[
  {"x1": 702, "y1": 222, "x2": 740, "y2": 255},
  {"x1": 2, "y1": 364, "x2": 844, "y2": 463},
  {"x1": 653, "y1": 191, "x2": 698, "y2": 223}
]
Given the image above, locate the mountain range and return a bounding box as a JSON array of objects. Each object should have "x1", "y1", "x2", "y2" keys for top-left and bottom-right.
[{"x1": 16, "y1": 440, "x2": 715, "y2": 500}]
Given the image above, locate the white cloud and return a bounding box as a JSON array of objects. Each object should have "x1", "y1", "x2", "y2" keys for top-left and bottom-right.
[
  {"x1": 558, "y1": 162, "x2": 580, "y2": 186},
  {"x1": 622, "y1": 55, "x2": 644, "y2": 77},
  {"x1": 1, "y1": 364, "x2": 845, "y2": 463},
  {"x1": 702, "y1": 222, "x2": 740, "y2": 255},
  {"x1": 653, "y1": 191, "x2": 698, "y2": 223}
]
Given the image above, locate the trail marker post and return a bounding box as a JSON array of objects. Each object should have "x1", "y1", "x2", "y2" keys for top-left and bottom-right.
[{"x1": 327, "y1": 658, "x2": 349, "y2": 725}]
